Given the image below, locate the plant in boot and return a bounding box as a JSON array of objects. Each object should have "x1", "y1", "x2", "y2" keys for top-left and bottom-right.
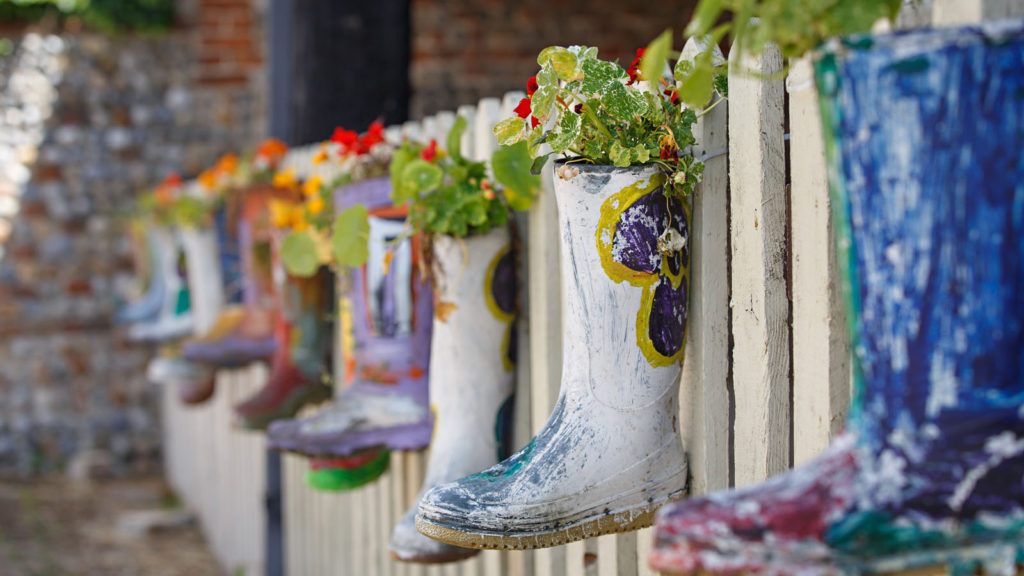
[
  {"x1": 267, "y1": 178, "x2": 435, "y2": 456},
  {"x1": 651, "y1": 23, "x2": 1024, "y2": 576},
  {"x1": 414, "y1": 49, "x2": 708, "y2": 550},
  {"x1": 372, "y1": 117, "x2": 532, "y2": 563},
  {"x1": 306, "y1": 451, "x2": 391, "y2": 492}
]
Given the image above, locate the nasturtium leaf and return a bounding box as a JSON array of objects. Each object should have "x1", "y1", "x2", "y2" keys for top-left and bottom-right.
[
  {"x1": 280, "y1": 230, "x2": 320, "y2": 277},
  {"x1": 530, "y1": 85, "x2": 558, "y2": 121},
  {"x1": 400, "y1": 159, "x2": 443, "y2": 199},
  {"x1": 494, "y1": 117, "x2": 527, "y2": 146},
  {"x1": 641, "y1": 29, "x2": 673, "y2": 85},
  {"x1": 603, "y1": 82, "x2": 646, "y2": 120},
  {"x1": 713, "y1": 73, "x2": 729, "y2": 98},
  {"x1": 446, "y1": 115, "x2": 468, "y2": 162},
  {"x1": 686, "y1": 0, "x2": 724, "y2": 38},
  {"x1": 678, "y1": 55, "x2": 714, "y2": 109},
  {"x1": 465, "y1": 198, "x2": 489, "y2": 227},
  {"x1": 491, "y1": 141, "x2": 539, "y2": 212},
  {"x1": 581, "y1": 58, "x2": 626, "y2": 94},
  {"x1": 530, "y1": 154, "x2": 550, "y2": 176},
  {"x1": 332, "y1": 205, "x2": 370, "y2": 268},
  {"x1": 537, "y1": 62, "x2": 559, "y2": 88},
  {"x1": 527, "y1": 123, "x2": 546, "y2": 157},
  {"x1": 538, "y1": 46, "x2": 578, "y2": 81},
  {"x1": 389, "y1": 146, "x2": 420, "y2": 204},
  {"x1": 547, "y1": 111, "x2": 581, "y2": 154}
]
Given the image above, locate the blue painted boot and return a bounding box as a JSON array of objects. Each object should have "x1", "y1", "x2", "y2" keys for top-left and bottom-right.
[{"x1": 651, "y1": 22, "x2": 1024, "y2": 576}]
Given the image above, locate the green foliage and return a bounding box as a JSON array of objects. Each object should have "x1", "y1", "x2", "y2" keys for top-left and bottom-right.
[
  {"x1": 280, "y1": 230, "x2": 320, "y2": 278},
  {"x1": 332, "y1": 205, "x2": 370, "y2": 268},
  {"x1": 496, "y1": 44, "x2": 707, "y2": 199},
  {"x1": 491, "y1": 141, "x2": 539, "y2": 211},
  {"x1": 387, "y1": 116, "x2": 526, "y2": 239},
  {"x1": 0, "y1": 0, "x2": 174, "y2": 32},
  {"x1": 671, "y1": 0, "x2": 901, "y2": 103}
]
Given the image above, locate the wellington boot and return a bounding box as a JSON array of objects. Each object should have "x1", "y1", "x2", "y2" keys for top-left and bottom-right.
[
  {"x1": 234, "y1": 256, "x2": 333, "y2": 431},
  {"x1": 128, "y1": 228, "x2": 194, "y2": 342},
  {"x1": 305, "y1": 451, "x2": 391, "y2": 492},
  {"x1": 267, "y1": 202, "x2": 433, "y2": 455},
  {"x1": 116, "y1": 228, "x2": 166, "y2": 325},
  {"x1": 416, "y1": 164, "x2": 690, "y2": 550},
  {"x1": 650, "y1": 23, "x2": 1024, "y2": 576},
  {"x1": 391, "y1": 228, "x2": 517, "y2": 564}
]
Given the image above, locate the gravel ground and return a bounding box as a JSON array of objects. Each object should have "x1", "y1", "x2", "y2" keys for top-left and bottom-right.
[{"x1": 0, "y1": 476, "x2": 223, "y2": 576}]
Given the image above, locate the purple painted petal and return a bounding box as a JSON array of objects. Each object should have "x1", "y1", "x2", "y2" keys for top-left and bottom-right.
[
  {"x1": 612, "y1": 188, "x2": 664, "y2": 274},
  {"x1": 491, "y1": 250, "x2": 516, "y2": 315},
  {"x1": 649, "y1": 275, "x2": 687, "y2": 358}
]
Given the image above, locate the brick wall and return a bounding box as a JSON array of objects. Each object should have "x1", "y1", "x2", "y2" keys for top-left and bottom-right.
[
  {"x1": 0, "y1": 0, "x2": 267, "y2": 476},
  {"x1": 409, "y1": 0, "x2": 695, "y2": 119}
]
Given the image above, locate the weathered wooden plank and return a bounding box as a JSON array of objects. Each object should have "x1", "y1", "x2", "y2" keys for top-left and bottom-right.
[
  {"x1": 679, "y1": 38, "x2": 732, "y2": 497},
  {"x1": 788, "y1": 56, "x2": 851, "y2": 466},
  {"x1": 728, "y1": 40, "x2": 791, "y2": 487},
  {"x1": 933, "y1": 0, "x2": 1024, "y2": 24}
]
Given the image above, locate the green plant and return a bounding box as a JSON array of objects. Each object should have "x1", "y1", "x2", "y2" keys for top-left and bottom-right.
[
  {"x1": 669, "y1": 0, "x2": 902, "y2": 106},
  {"x1": 0, "y1": 0, "x2": 174, "y2": 32},
  {"x1": 493, "y1": 45, "x2": 709, "y2": 199},
  {"x1": 390, "y1": 115, "x2": 529, "y2": 238}
]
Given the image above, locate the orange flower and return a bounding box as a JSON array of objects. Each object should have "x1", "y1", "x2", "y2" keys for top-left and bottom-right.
[
  {"x1": 272, "y1": 168, "x2": 298, "y2": 190},
  {"x1": 313, "y1": 143, "x2": 329, "y2": 165},
  {"x1": 302, "y1": 175, "x2": 324, "y2": 198},
  {"x1": 306, "y1": 196, "x2": 325, "y2": 216},
  {"x1": 256, "y1": 138, "x2": 288, "y2": 166}
]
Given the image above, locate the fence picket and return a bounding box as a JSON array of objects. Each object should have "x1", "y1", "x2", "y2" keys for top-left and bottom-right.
[
  {"x1": 788, "y1": 56, "x2": 851, "y2": 466},
  {"x1": 728, "y1": 40, "x2": 791, "y2": 487}
]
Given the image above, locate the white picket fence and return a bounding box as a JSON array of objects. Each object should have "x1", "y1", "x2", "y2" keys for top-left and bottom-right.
[{"x1": 158, "y1": 1, "x2": 1024, "y2": 574}]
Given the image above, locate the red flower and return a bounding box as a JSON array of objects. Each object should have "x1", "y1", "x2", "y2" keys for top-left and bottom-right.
[
  {"x1": 627, "y1": 48, "x2": 647, "y2": 85},
  {"x1": 514, "y1": 97, "x2": 540, "y2": 128},
  {"x1": 420, "y1": 140, "x2": 438, "y2": 162},
  {"x1": 574, "y1": 103, "x2": 584, "y2": 114},
  {"x1": 664, "y1": 88, "x2": 680, "y2": 105},
  {"x1": 527, "y1": 76, "x2": 538, "y2": 97},
  {"x1": 331, "y1": 127, "x2": 359, "y2": 155}
]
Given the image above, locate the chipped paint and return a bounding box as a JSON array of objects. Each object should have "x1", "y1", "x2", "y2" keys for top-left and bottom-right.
[{"x1": 651, "y1": 22, "x2": 1024, "y2": 576}]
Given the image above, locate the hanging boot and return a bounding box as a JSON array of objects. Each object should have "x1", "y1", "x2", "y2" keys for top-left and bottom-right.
[
  {"x1": 390, "y1": 228, "x2": 518, "y2": 563},
  {"x1": 128, "y1": 228, "x2": 194, "y2": 342},
  {"x1": 416, "y1": 163, "x2": 690, "y2": 550},
  {"x1": 650, "y1": 23, "x2": 1024, "y2": 576},
  {"x1": 267, "y1": 178, "x2": 433, "y2": 457},
  {"x1": 233, "y1": 250, "x2": 333, "y2": 430},
  {"x1": 306, "y1": 451, "x2": 391, "y2": 492},
  {"x1": 147, "y1": 346, "x2": 216, "y2": 405},
  {"x1": 116, "y1": 227, "x2": 166, "y2": 325},
  {"x1": 183, "y1": 215, "x2": 276, "y2": 367}
]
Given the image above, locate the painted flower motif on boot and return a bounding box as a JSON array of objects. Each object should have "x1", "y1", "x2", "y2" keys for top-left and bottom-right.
[
  {"x1": 596, "y1": 175, "x2": 689, "y2": 367},
  {"x1": 484, "y1": 245, "x2": 517, "y2": 371}
]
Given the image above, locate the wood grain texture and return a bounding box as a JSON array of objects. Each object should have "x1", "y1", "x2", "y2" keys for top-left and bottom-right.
[
  {"x1": 788, "y1": 56, "x2": 851, "y2": 466},
  {"x1": 679, "y1": 37, "x2": 731, "y2": 496},
  {"x1": 728, "y1": 40, "x2": 792, "y2": 487},
  {"x1": 933, "y1": 0, "x2": 1024, "y2": 24}
]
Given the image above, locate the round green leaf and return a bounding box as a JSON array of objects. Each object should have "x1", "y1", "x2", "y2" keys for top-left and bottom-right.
[
  {"x1": 281, "y1": 230, "x2": 320, "y2": 277},
  {"x1": 492, "y1": 141, "x2": 540, "y2": 212},
  {"x1": 332, "y1": 205, "x2": 370, "y2": 268}
]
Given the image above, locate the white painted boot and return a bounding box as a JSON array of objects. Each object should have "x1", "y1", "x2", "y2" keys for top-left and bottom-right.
[
  {"x1": 417, "y1": 163, "x2": 689, "y2": 550},
  {"x1": 391, "y1": 227, "x2": 517, "y2": 563},
  {"x1": 179, "y1": 226, "x2": 225, "y2": 333},
  {"x1": 129, "y1": 228, "x2": 195, "y2": 342}
]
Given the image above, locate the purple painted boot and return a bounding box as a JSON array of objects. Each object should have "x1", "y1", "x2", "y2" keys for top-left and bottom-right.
[
  {"x1": 183, "y1": 218, "x2": 276, "y2": 367},
  {"x1": 268, "y1": 177, "x2": 433, "y2": 457},
  {"x1": 651, "y1": 23, "x2": 1024, "y2": 576}
]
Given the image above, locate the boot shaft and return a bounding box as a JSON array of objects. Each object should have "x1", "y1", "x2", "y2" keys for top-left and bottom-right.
[
  {"x1": 552, "y1": 163, "x2": 689, "y2": 412},
  {"x1": 818, "y1": 23, "x2": 1024, "y2": 436},
  {"x1": 334, "y1": 177, "x2": 432, "y2": 403}
]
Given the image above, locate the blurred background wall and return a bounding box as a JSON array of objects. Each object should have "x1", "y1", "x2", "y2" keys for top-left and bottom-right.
[{"x1": 0, "y1": 0, "x2": 692, "y2": 476}]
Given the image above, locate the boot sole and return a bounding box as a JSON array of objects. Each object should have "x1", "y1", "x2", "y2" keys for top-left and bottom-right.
[
  {"x1": 389, "y1": 548, "x2": 479, "y2": 564},
  {"x1": 237, "y1": 385, "x2": 333, "y2": 431},
  {"x1": 415, "y1": 487, "x2": 687, "y2": 551}
]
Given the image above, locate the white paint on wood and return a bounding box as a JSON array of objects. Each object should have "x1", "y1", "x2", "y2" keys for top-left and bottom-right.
[
  {"x1": 788, "y1": 56, "x2": 851, "y2": 466},
  {"x1": 934, "y1": 0, "x2": 1024, "y2": 24},
  {"x1": 678, "y1": 38, "x2": 731, "y2": 496},
  {"x1": 728, "y1": 40, "x2": 791, "y2": 487}
]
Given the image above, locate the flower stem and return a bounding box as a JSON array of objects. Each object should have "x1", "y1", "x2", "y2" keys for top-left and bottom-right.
[
  {"x1": 695, "y1": 95, "x2": 726, "y2": 119},
  {"x1": 581, "y1": 101, "x2": 613, "y2": 141}
]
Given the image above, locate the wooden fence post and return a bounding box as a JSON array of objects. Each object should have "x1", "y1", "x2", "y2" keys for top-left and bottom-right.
[{"x1": 728, "y1": 38, "x2": 791, "y2": 487}]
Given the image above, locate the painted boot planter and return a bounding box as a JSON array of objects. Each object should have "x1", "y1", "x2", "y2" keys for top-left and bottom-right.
[
  {"x1": 391, "y1": 227, "x2": 517, "y2": 563},
  {"x1": 306, "y1": 451, "x2": 391, "y2": 492},
  {"x1": 416, "y1": 163, "x2": 690, "y2": 550},
  {"x1": 128, "y1": 227, "x2": 194, "y2": 342},
  {"x1": 183, "y1": 193, "x2": 281, "y2": 368},
  {"x1": 233, "y1": 232, "x2": 333, "y2": 430},
  {"x1": 116, "y1": 227, "x2": 167, "y2": 325},
  {"x1": 650, "y1": 23, "x2": 1024, "y2": 576},
  {"x1": 267, "y1": 177, "x2": 434, "y2": 456}
]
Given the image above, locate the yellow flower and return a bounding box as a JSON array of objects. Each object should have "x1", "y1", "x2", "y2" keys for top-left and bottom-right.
[
  {"x1": 270, "y1": 200, "x2": 295, "y2": 228},
  {"x1": 273, "y1": 168, "x2": 298, "y2": 189},
  {"x1": 303, "y1": 175, "x2": 323, "y2": 198},
  {"x1": 313, "y1": 144, "x2": 329, "y2": 165},
  {"x1": 306, "y1": 196, "x2": 325, "y2": 216}
]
